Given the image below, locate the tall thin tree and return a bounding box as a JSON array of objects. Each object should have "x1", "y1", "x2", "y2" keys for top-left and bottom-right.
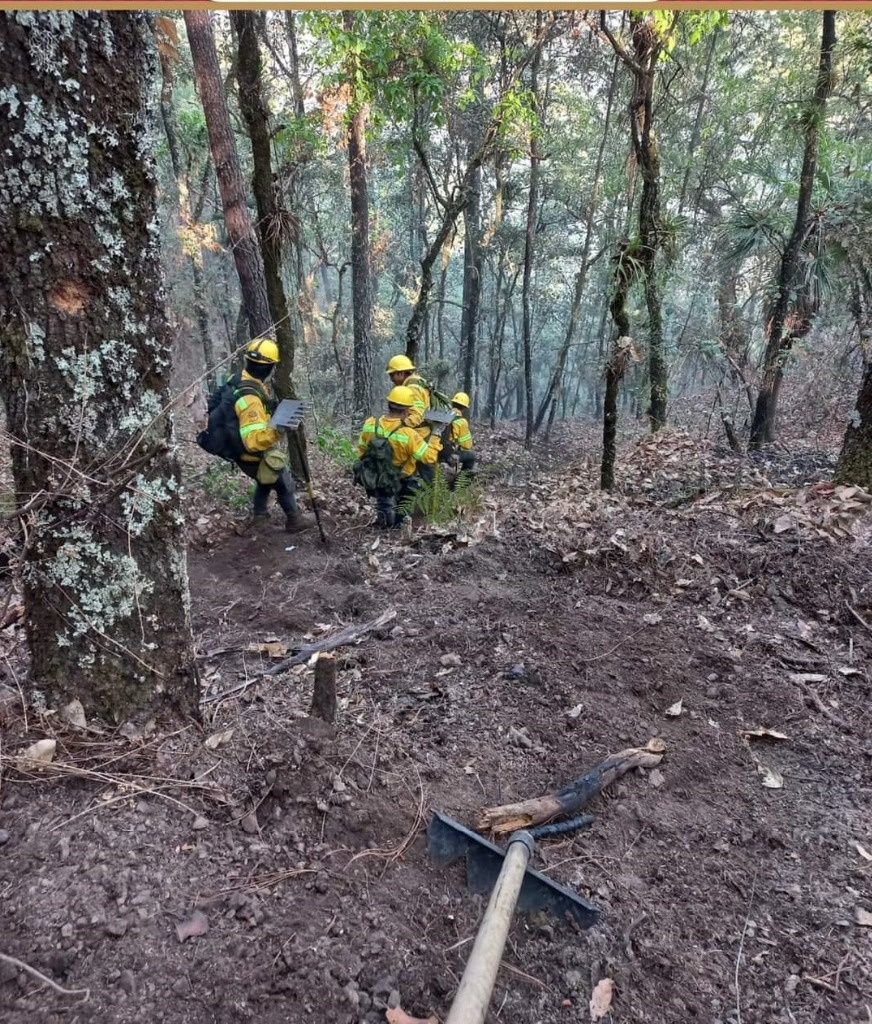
[
  {"x1": 749, "y1": 10, "x2": 837, "y2": 446},
  {"x1": 184, "y1": 10, "x2": 271, "y2": 342}
]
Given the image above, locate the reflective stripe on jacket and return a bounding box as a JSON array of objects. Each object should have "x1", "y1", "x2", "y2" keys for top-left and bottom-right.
[
  {"x1": 234, "y1": 370, "x2": 279, "y2": 461},
  {"x1": 449, "y1": 416, "x2": 473, "y2": 451},
  {"x1": 403, "y1": 374, "x2": 431, "y2": 437},
  {"x1": 358, "y1": 416, "x2": 441, "y2": 476}
]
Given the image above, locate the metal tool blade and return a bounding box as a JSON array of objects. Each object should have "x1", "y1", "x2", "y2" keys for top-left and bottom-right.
[
  {"x1": 269, "y1": 399, "x2": 305, "y2": 429},
  {"x1": 427, "y1": 812, "x2": 599, "y2": 930}
]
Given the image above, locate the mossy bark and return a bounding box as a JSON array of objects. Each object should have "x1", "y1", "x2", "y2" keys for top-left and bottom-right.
[{"x1": 0, "y1": 12, "x2": 198, "y2": 721}]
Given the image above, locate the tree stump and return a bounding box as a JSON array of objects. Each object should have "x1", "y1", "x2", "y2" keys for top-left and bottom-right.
[{"x1": 309, "y1": 653, "x2": 337, "y2": 723}]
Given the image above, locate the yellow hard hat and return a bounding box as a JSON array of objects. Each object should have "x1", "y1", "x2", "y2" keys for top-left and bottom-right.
[
  {"x1": 386, "y1": 354, "x2": 415, "y2": 373},
  {"x1": 451, "y1": 391, "x2": 470, "y2": 409},
  {"x1": 387, "y1": 385, "x2": 415, "y2": 408},
  {"x1": 245, "y1": 338, "x2": 280, "y2": 364}
]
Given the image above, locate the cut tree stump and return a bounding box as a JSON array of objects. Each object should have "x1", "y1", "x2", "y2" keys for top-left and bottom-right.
[
  {"x1": 310, "y1": 653, "x2": 337, "y2": 723},
  {"x1": 476, "y1": 738, "x2": 666, "y2": 836}
]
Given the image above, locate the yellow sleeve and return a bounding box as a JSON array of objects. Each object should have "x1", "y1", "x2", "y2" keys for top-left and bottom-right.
[
  {"x1": 408, "y1": 427, "x2": 441, "y2": 465},
  {"x1": 404, "y1": 382, "x2": 430, "y2": 430},
  {"x1": 358, "y1": 417, "x2": 376, "y2": 456},
  {"x1": 235, "y1": 392, "x2": 280, "y2": 453},
  {"x1": 452, "y1": 417, "x2": 473, "y2": 450}
]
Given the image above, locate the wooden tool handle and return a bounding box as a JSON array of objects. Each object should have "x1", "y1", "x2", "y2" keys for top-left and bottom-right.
[{"x1": 445, "y1": 832, "x2": 534, "y2": 1024}]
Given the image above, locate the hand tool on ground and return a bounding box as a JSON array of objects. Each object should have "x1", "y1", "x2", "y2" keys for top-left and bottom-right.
[
  {"x1": 427, "y1": 811, "x2": 598, "y2": 1024},
  {"x1": 270, "y1": 400, "x2": 328, "y2": 545}
]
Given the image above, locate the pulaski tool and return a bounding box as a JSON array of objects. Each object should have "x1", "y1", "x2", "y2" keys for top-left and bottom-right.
[{"x1": 427, "y1": 811, "x2": 598, "y2": 1024}]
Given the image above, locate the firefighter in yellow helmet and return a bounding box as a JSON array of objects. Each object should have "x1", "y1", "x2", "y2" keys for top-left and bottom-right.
[
  {"x1": 234, "y1": 339, "x2": 313, "y2": 533},
  {"x1": 354, "y1": 385, "x2": 442, "y2": 529},
  {"x1": 385, "y1": 354, "x2": 434, "y2": 482},
  {"x1": 441, "y1": 391, "x2": 476, "y2": 489}
]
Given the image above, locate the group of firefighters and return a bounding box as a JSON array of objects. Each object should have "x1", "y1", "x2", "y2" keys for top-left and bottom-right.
[{"x1": 223, "y1": 340, "x2": 475, "y2": 532}]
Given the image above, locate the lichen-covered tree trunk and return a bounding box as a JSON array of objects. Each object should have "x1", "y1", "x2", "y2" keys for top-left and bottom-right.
[
  {"x1": 0, "y1": 11, "x2": 198, "y2": 720},
  {"x1": 184, "y1": 10, "x2": 271, "y2": 342},
  {"x1": 521, "y1": 18, "x2": 543, "y2": 452},
  {"x1": 749, "y1": 10, "x2": 836, "y2": 447},
  {"x1": 836, "y1": 361, "x2": 872, "y2": 489}
]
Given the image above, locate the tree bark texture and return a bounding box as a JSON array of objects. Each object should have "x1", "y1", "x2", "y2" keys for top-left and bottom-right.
[
  {"x1": 460, "y1": 159, "x2": 483, "y2": 397},
  {"x1": 749, "y1": 10, "x2": 836, "y2": 447},
  {"x1": 344, "y1": 12, "x2": 374, "y2": 421},
  {"x1": 185, "y1": 10, "x2": 271, "y2": 342},
  {"x1": 630, "y1": 17, "x2": 667, "y2": 433},
  {"x1": 233, "y1": 11, "x2": 299, "y2": 397},
  {"x1": 0, "y1": 11, "x2": 198, "y2": 720},
  {"x1": 836, "y1": 361, "x2": 872, "y2": 489},
  {"x1": 601, "y1": 241, "x2": 641, "y2": 490}
]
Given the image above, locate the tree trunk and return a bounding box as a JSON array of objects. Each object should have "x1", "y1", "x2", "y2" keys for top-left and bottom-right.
[
  {"x1": 157, "y1": 30, "x2": 218, "y2": 391},
  {"x1": 0, "y1": 11, "x2": 198, "y2": 720},
  {"x1": 460, "y1": 159, "x2": 483, "y2": 395},
  {"x1": 233, "y1": 12, "x2": 299, "y2": 399},
  {"x1": 185, "y1": 10, "x2": 271, "y2": 341},
  {"x1": 601, "y1": 240, "x2": 640, "y2": 490},
  {"x1": 836, "y1": 361, "x2": 872, "y2": 489},
  {"x1": 343, "y1": 14, "x2": 374, "y2": 420},
  {"x1": 522, "y1": 18, "x2": 543, "y2": 450},
  {"x1": 749, "y1": 10, "x2": 836, "y2": 447}
]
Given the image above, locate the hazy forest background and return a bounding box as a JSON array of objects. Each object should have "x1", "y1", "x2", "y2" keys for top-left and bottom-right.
[{"x1": 155, "y1": 9, "x2": 870, "y2": 480}]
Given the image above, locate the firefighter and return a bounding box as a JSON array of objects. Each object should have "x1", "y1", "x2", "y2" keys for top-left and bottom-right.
[
  {"x1": 355, "y1": 385, "x2": 442, "y2": 528},
  {"x1": 385, "y1": 354, "x2": 434, "y2": 483},
  {"x1": 443, "y1": 391, "x2": 476, "y2": 488},
  {"x1": 234, "y1": 339, "x2": 313, "y2": 533}
]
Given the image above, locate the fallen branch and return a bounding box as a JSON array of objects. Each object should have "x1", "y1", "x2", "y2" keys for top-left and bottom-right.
[
  {"x1": 201, "y1": 609, "x2": 397, "y2": 705},
  {"x1": 476, "y1": 738, "x2": 666, "y2": 836}
]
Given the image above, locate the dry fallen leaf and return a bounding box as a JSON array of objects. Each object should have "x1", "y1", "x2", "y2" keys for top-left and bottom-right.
[
  {"x1": 757, "y1": 763, "x2": 784, "y2": 789},
  {"x1": 854, "y1": 843, "x2": 872, "y2": 862},
  {"x1": 204, "y1": 728, "x2": 234, "y2": 750},
  {"x1": 385, "y1": 1007, "x2": 438, "y2": 1024},
  {"x1": 589, "y1": 977, "x2": 614, "y2": 1021},
  {"x1": 855, "y1": 907, "x2": 872, "y2": 928},
  {"x1": 664, "y1": 699, "x2": 683, "y2": 717},
  {"x1": 741, "y1": 727, "x2": 790, "y2": 742},
  {"x1": 59, "y1": 699, "x2": 87, "y2": 729},
  {"x1": 175, "y1": 909, "x2": 209, "y2": 942},
  {"x1": 772, "y1": 513, "x2": 796, "y2": 534}
]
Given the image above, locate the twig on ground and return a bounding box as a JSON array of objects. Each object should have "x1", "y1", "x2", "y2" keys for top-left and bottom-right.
[
  {"x1": 0, "y1": 952, "x2": 89, "y2": 1000},
  {"x1": 734, "y1": 868, "x2": 759, "y2": 1024},
  {"x1": 575, "y1": 623, "x2": 651, "y2": 663},
  {"x1": 847, "y1": 603, "x2": 872, "y2": 635},
  {"x1": 624, "y1": 913, "x2": 647, "y2": 959}
]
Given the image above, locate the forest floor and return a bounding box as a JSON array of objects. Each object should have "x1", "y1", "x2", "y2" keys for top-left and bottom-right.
[{"x1": 1, "y1": 416, "x2": 871, "y2": 1024}]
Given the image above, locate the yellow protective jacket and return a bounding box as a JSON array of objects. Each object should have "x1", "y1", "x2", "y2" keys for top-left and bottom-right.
[
  {"x1": 448, "y1": 415, "x2": 473, "y2": 451},
  {"x1": 234, "y1": 371, "x2": 280, "y2": 463},
  {"x1": 358, "y1": 416, "x2": 441, "y2": 476},
  {"x1": 403, "y1": 374, "x2": 431, "y2": 438}
]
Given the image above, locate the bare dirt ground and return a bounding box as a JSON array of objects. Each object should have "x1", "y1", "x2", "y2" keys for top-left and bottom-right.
[{"x1": 1, "y1": 423, "x2": 871, "y2": 1024}]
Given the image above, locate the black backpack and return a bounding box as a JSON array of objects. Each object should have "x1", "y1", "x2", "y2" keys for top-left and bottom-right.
[
  {"x1": 439, "y1": 417, "x2": 459, "y2": 464},
  {"x1": 197, "y1": 378, "x2": 261, "y2": 463},
  {"x1": 353, "y1": 424, "x2": 403, "y2": 494}
]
